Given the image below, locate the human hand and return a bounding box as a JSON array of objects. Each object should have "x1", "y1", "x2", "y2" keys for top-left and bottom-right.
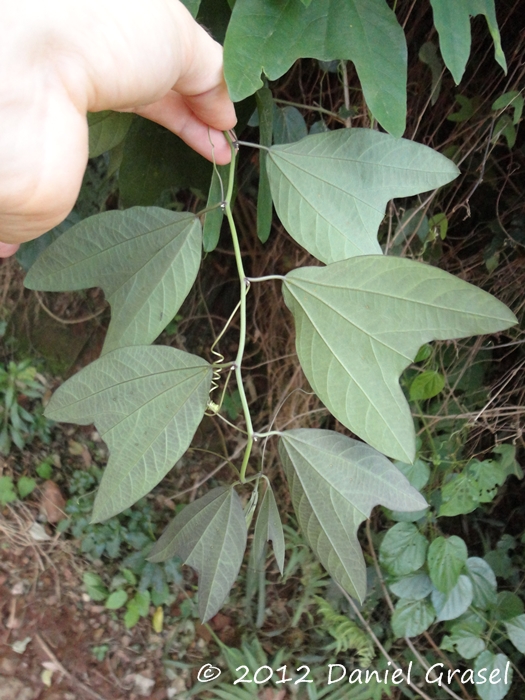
[{"x1": 0, "y1": 0, "x2": 236, "y2": 256}]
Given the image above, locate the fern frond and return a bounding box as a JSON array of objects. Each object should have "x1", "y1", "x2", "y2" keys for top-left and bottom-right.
[{"x1": 314, "y1": 596, "x2": 375, "y2": 668}]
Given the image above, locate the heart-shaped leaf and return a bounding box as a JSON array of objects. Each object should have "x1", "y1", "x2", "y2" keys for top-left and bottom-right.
[
  {"x1": 25, "y1": 207, "x2": 202, "y2": 355},
  {"x1": 149, "y1": 486, "x2": 247, "y2": 622},
  {"x1": 279, "y1": 429, "x2": 427, "y2": 601},
  {"x1": 474, "y1": 651, "x2": 512, "y2": 700},
  {"x1": 224, "y1": 0, "x2": 407, "y2": 136},
  {"x1": 283, "y1": 256, "x2": 516, "y2": 461},
  {"x1": 427, "y1": 535, "x2": 468, "y2": 595},
  {"x1": 44, "y1": 346, "x2": 212, "y2": 522},
  {"x1": 267, "y1": 130, "x2": 459, "y2": 264}
]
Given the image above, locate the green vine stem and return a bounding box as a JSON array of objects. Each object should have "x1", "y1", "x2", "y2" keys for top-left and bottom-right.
[{"x1": 224, "y1": 134, "x2": 255, "y2": 482}]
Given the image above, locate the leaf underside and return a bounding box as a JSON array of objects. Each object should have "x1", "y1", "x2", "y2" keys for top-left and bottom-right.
[
  {"x1": 24, "y1": 207, "x2": 202, "y2": 355},
  {"x1": 429, "y1": 0, "x2": 506, "y2": 85},
  {"x1": 267, "y1": 129, "x2": 459, "y2": 265},
  {"x1": 252, "y1": 484, "x2": 285, "y2": 574},
  {"x1": 149, "y1": 486, "x2": 247, "y2": 622},
  {"x1": 44, "y1": 346, "x2": 212, "y2": 522},
  {"x1": 87, "y1": 111, "x2": 134, "y2": 159},
  {"x1": 283, "y1": 257, "x2": 517, "y2": 461},
  {"x1": 279, "y1": 429, "x2": 427, "y2": 601},
  {"x1": 224, "y1": 0, "x2": 407, "y2": 136}
]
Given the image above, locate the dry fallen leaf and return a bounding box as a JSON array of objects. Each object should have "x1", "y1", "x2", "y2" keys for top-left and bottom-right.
[
  {"x1": 29, "y1": 522, "x2": 52, "y2": 541},
  {"x1": 39, "y1": 481, "x2": 66, "y2": 523}
]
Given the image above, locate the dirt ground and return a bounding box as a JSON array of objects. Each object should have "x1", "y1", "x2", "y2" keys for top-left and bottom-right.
[
  {"x1": 0, "y1": 533, "x2": 167, "y2": 700},
  {"x1": 0, "y1": 503, "x2": 224, "y2": 700}
]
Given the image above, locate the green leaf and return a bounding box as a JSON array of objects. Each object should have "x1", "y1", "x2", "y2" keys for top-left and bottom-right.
[
  {"x1": 25, "y1": 208, "x2": 202, "y2": 355},
  {"x1": 283, "y1": 256, "x2": 516, "y2": 461},
  {"x1": 469, "y1": 459, "x2": 506, "y2": 503},
  {"x1": 474, "y1": 651, "x2": 512, "y2": 700},
  {"x1": 122, "y1": 568, "x2": 137, "y2": 587},
  {"x1": 418, "y1": 42, "x2": 443, "y2": 106},
  {"x1": 394, "y1": 459, "x2": 430, "y2": 492},
  {"x1": 447, "y1": 94, "x2": 480, "y2": 123},
  {"x1": 135, "y1": 590, "x2": 151, "y2": 616},
  {"x1": 44, "y1": 346, "x2": 212, "y2": 522},
  {"x1": 267, "y1": 129, "x2": 458, "y2": 265},
  {"x1": 273, "y1": 106, "x2": 307, "y2": 145},
  {"x1": 504, "y1": 614, "x2": 525, "y2": 653},
  {"x1": 441, "y1": 628, "x2": 485, "y2": 659},
  {"x1": 180, "y1": 0, "x2": 201, "y2": 17},
  {"x1": 16, "y1": 212, "x2": 78, "y2": 272},
  {"x1": 492, "y1": 91, "x2": 524, "y2": 125},
  {"x1": 87, "y1": 111, "x2": 134, "y2": 158},
  {"x1": 493, "y1": 444, "x2": 523, "y2": 480},
  {"x1": 256, "y1": 88, "x2": 274, "y2": 244},
  {"x1": 0, "y1": 476, "x2": 17, "y2": 506},
  {"x1": 203, "y1": 165, "x2": 228, "y2": 252},
  {"x1": 429, "y1": 0, "x2": 507, "y2": 84},
  {"x1": 391, "y1": 598, "x2": 435, "y2": 638},
  {"x1": 83, "y1": 572, "x2": 109, "y2": 602},
  {"x1": 119, "y1": 119, "x2": 211, "y2": 207},
  {"x1": 224, "y1": 0, "x2": 407, "y2": 136},
  {"x1": 391, "y1": 207, "x2": 429, "y2": 251},
  {"x1": 105, "y1": 590, "x2": 128, "y2": 610},
  {"x1": 493, "y1": 116, "x2": 516, "y2": 149},
  {"x1": 252, "y1": 485, "x2": 285, "y2": 575},
  {"x1": 36, "y1": 462, "x2": 53, "y2": 480},
  {"x1": 124, "y1": 605, "x2": 140, "y2": 629},
  {"x1": 148, "y1": 487, "x2": 247, "y2": 622},
  {"x1": 279, "y1": 429, "x2": 427, "y2": 602},
  {"x1": 389, "y1": 572, "x2": 433, "y2": 601},
  {"x1": 17, "y1": 476, "x2": 37, "y2": 500},
  {"x1": 409, "y1": 371, "x2": 445, "y2": 401},
  {"x1": 439, "y1": 471, "x2": 481, "y2": 517},
  {"x1": 491, "y1": 591, "x2": 524, "y2": 622},
  {"x1": 431, "y1": 575, "x2": 473, "y2": 621},
  {"x1": 379, "y1": 523, "x2": 428, "y2": 578},
  {"x1": 465, "y1": 557, "x2": 497, "y2": 609},
  {"x1": 440, "y1": 458, "x2": 506, "y2": 517},
  {"x1": 427, "y1": 536, "x2": 468, "y2": 595}
]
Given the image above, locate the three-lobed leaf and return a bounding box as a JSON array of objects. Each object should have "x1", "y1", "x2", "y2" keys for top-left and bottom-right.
[
  {"x1": 149, "y1": 486, "x2": 247, "y2": 622},
  {"x1": 279, "y1": 429, "x2": 427, "y2": 601},
  {"x1": 283, "y1": 256, "x2": 517, "y2": 461},
  {"x1": 224, "y1": 0, "x2": 407, "y2": 136},
  {"x1": 267, "y1": 129, "x2": 459, "y2": 265},
  {"x1": 44, "y1": 346, "x2": 212, "y2": 522},
  {"x1": 25, "y1": 207, "x2": 202, "y2": 355},
  {"x1": 429, "y1": 0, "x2": 506, "y2": 85}
]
